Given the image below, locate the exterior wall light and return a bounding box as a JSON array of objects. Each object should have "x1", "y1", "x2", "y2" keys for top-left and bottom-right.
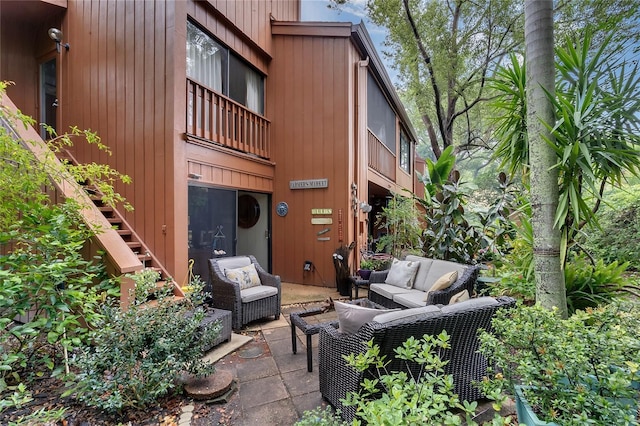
[{"x1": 48, "y1": 28, "x2": 70, "y2": 53}]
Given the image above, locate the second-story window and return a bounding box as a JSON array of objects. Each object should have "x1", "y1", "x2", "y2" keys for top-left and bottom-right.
[
  {"x1": 186, "y1": 20, "x2": 264, "y2": 115},
  {"x1": 367, "y1": 72, "x2": 396, "y2": 154},
  {"x1": 399, "y1": 130, "x2": 411, "y2": 173}
]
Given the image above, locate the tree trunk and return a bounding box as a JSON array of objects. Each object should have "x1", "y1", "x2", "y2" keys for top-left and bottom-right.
[{"x1": 524, "y1": 1, "x2": 567, "y2": 317}]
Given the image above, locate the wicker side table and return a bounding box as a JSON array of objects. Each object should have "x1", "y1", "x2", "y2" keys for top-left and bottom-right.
[
  {"x1": 290, "y1": 308, "x2": 338, "y2": 372},
  {"x1": 199, "y1": 307, "x2": 232, "y2": 351}
]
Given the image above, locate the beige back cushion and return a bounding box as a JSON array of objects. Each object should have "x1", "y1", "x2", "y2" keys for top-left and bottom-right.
[
  {"x1": 217, "y1": 256, "x2": 252, "y2": 275},
  {"x1": 405, "y1": 255, "x2": 434, "y2": 292},
  {"x1": 423, "y1": 259, "x2": 466, "y2": 292}
]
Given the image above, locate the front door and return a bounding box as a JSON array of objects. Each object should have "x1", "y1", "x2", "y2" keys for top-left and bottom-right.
[{"x1": 236, "y1": 191, "x2": 270, "y2": 269}]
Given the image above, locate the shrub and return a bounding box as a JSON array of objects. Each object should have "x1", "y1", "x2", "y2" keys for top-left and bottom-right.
[
  {"x1": 69, "y1": 277, "x2": 220, "y2": 413},
  {"x1": 0, "y1": 202, "x2": 117, "y2": 396},
  {"x1": 341, "y1": 332, "x2": 494, "y2": 425},
  {"x1": 295, "y1": 406, "x2": 347, "y2": 426},
  {"x1": 478, "y1": 302, "x2": 640, "y2": 425}
]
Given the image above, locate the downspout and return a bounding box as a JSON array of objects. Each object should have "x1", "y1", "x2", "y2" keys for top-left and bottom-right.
[{"x1": 354, "y1": 57, "x2": 370, "y2": 270}]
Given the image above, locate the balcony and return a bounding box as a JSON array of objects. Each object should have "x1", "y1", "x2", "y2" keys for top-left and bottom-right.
[
  {"x1": 186, "y1": 78, "x2": 271, "y2": 159},
  {"x1": 367, "y1": 130, "x2": 396, "y2": 181}
]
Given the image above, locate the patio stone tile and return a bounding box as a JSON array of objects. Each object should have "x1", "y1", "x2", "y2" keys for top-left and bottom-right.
[
  {"x1": 262, "y1": 325, "x2": 290, "y2": 343},
  {"x1": 268, "y1": 336, "x2": 294, "y2": 358},
  {"x1": 281, "y1": 368, "x2": 320, "y2": 397},
  {"x1": 238, "y1": 375, "x2": 289, "y2": 409},
  {"x1": 273, "y1": 351, "x2": 308, "y2": 374},
  {"x1": 235, "y1": 356, "x2": 279, "y2": 382},
  {"x1": 291, "y1": 392, "x2": 330, "y2": 418},
  {"x1": 235, "y1": 398, "x2": 299, "y2": 426}
]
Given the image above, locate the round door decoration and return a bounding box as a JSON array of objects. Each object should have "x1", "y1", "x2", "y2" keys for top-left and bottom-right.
[
  {"x1": 276, "y1": 201, "x2": 289, "y2": 217},
  {"x1": 238, "y1": 194, "x2": 260, "y2": 228}
]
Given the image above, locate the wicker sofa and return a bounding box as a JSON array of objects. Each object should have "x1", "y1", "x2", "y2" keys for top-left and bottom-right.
[
  {"x1": 208, "y1": 255, "x2": 281, "y2": 330},
  {"x1": 319, "y1": 296, "x2": 516, "y2": 422},
  {"x1": 368, "y1": 255, "x2": 480, "y2": 307}
]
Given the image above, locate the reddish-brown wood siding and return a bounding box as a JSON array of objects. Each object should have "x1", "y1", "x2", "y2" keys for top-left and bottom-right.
[{"x1": 270, "y1": 31, "x2": 358, "y2": 287}]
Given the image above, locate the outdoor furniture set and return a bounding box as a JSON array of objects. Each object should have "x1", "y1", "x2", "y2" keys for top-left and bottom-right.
[{"x1": 319, "y1": 295, "x2": 517, "y2": 422}]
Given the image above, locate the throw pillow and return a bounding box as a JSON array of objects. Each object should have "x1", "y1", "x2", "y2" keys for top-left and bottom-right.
[
  {"x1": 334, "y1": 301, "x2": 396, "y2": 334},
  {"x1": 448, "y1": 289, "x2": 470, "y2": 305},
  {"x1": 424, "y1": 270, "x2": 458, "y2": 301},
  {"x1": 225, "y1": 263, "x2": 261, "y2": 290},
  {"x1": 384, "y1": 258, "x2": 420, "y2": 289}
]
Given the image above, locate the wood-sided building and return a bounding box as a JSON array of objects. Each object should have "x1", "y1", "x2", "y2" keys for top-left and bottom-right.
[{"x1": 0, "y1": 0, "x2": 421, "y2": 290}]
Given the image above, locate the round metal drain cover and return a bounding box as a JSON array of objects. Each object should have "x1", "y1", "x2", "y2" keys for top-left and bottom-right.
[{"x1": 238, "y1": 344, "x2": 264, "y2": 359}]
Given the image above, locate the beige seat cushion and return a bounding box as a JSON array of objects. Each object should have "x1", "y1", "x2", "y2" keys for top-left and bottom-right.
[
  {"x1": 423, "y1": 270, "x2": 458, "y2": 302},
  {"x1": 369, "y1": 283, "x2": 413, "y2": 300},
  {"x1": 404, "y1": 255, "x2": 434, "y2": 292},
  {"x1": 240, "y1": 285, "x2": 278, "y2": 303},
  {"x1": 393, "y1": 290, "x2": 431, "y2": 308},
  {"x1": 384, "y1": 258, "x2": 420, "y2": 289}
]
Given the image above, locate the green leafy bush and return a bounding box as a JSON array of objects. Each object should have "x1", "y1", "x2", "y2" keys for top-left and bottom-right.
[
  {"x1": 478, "y1": 302, "x2": 640, "y2": 425},
  {"x1": 341, "y1": 332, "x2": 490, "y2": 425},
  {"x1": 584, "y1": 198, "x2": 640, "y2": 271},
  {"x1": 69, "y1": 277, "x2": 220, "y2": 413},
  {"x1": 295, "y1": 406, "x2": 347, "y2": 426},
  {"x1": 0, "y1": 203, "x2": 117, "y2": 397}
]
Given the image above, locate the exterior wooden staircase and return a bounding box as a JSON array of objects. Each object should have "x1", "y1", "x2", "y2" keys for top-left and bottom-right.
[
  {"x1": 59, "y1": 150, "x2": 185, "y2": 304},
  {"x1": 1, "y1": 93, "x2": 183, "y2": 307}
]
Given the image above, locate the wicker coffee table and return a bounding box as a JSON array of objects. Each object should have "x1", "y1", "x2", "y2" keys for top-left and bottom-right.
[{"x1": 290, "y1": 298, "x2": 383, "y2": 372}]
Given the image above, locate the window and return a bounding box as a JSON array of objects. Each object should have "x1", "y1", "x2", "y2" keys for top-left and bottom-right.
[
  {"x1": 367, "y1": 73, "x2": 396, "y2": 153},
  {"x1": 400, "y1": 130, "x2": 411, "y2": 173},
  {"x1": 186, "y1": 21, "x2": 264, "y2": 114}
]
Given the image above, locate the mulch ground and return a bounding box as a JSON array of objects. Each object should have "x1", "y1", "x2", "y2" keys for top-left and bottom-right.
[{"x1": 0, "y1": 374, "x2": 243, "y2": 426}]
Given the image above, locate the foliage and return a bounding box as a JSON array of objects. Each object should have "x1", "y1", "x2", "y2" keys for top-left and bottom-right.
[
  {"x1": 341, "y1": 332, "x2": 492, "y2": 425},
  {"x1": 478, "y1": 302, "x2": 640, "y2": 425},
  {"x1": 491, "y1": 32, "x2": 640, "y2": 265},
  {"x1": 490, "y1": 246, "x2": 633, "y2": 314},
  {"x1": 356, "y1": 0, "x2": 523, "y2": 158},
  {"x1": 418, "y1": 145, "x2": 456, "y2": 199},
  {"x1": 374, "y1": 193, "x2": 422, "y2": 258},
  {"x1": 6, "y1": 406, "x2": 68, "y2": 426},
  {"x1": 0, "y1": 202, "x2": 118, "y2": 400},
  {"x1": 583, "y1": 190, "x2": 640, "y2": 270},
  {"x1": 416, "y1": 171, "x2": 515, "y2": 264},
  {"x1": 295, "y1": 406, "x2": 347, "y2": 426},
  {"x1": 358, "y1": 257, "x2": 389, "y2": 272},
  {"x1": 69, "y1": 276, "x2": 220, "y2": 413}
]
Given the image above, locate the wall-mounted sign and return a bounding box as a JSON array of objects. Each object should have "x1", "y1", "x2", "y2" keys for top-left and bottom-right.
[
  {"x1": 317, "y1": 227, "x2": 331, "y2": 235},
  {"x1": 317, "y1": 237, "x2": 331, "y2": 241},
  {"x1": 290, "y1": 179, "x2": 328, "y2": 189},
  {"x1": 311, "y1": 218, "x2": 332, "y2": 225},
  {"x1": 311, "y1": 208, "x2": 332, "y2": 215}
]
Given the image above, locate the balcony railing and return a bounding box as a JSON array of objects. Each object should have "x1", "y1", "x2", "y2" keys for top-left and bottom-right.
[
  {"x1": 367, "y1": 130, "x2": 396, "y2": 181},
  {"x1": 186, "y1": 78, "x2": 271, "y2": 159}
]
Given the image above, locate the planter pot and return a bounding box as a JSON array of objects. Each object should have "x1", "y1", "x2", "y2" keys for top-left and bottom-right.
[
  {"x1": 357, "y1": 269, "x2": 372, "y2": 280},
  {"x1": 515, "y1": 383, "x2": 639, "y2": 426},
  {"x1": 514, "y1": 386, "x2": 556, "y2": 426}
]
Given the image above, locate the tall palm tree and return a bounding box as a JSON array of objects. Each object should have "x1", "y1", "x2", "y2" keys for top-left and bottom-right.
[{"x1": 524, "y1": 1, "x2": 567, "y2": 317}]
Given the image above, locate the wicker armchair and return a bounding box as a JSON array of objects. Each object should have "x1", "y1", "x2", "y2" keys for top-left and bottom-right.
[
  {"x1": 208, "y1": 255, "x2": 281, "y2": 330},
  {"x1": 319, "y1": 296, "x2": 516, "y2": 422}
]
